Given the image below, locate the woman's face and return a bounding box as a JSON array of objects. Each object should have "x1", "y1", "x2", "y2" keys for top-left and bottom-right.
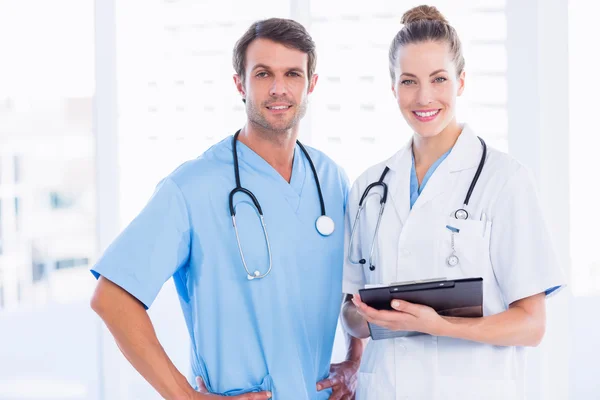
[{"x1": 392, "y1": 40, "x2": 465, "y2": 138}]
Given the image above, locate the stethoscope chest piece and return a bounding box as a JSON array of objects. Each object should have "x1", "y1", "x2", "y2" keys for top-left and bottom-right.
[
  {"x1": 446, "y1": 254, "x2": 459, "y2": 267},
  {"x1": 316, "y1": 215, "x2": 335, "y2": 236},
  {"x1": 454, "y1": 209, "x2": 469, "y2": 220},
  {"x1": 247, "y1": 270, "x2": 261, "y2": 280}
]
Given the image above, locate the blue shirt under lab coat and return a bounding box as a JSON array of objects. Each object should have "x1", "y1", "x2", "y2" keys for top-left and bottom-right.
[{"x1": 409, "y1": 147, "x2": 452, "y2": 209}]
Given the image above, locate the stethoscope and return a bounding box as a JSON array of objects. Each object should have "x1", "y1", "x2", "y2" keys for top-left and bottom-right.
[
  {"x1": 229, "y1": 130, "x2": 335, "y2": 280},
  {"x1": 348, "y1": 137, "x2": 487, "y2": 271}
]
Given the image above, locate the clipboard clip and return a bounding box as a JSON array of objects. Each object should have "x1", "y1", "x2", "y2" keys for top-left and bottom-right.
[
  {"x1": 389, "y1": 277, "x2": 447, "y2": 286},
  {"x1": 388, "y1": 278, "x2": 455, "y2": 293}
]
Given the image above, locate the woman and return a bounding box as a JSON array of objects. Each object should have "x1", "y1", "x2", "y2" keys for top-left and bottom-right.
[{"x1": 341, "y1": 5, "x2": 565, "y2": 400}]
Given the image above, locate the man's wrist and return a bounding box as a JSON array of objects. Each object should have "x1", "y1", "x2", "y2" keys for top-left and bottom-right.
[
  {"x1": 173, "y1": 384, "x2": 198, "y2": 400},
  {"x1": 345, "y1": 337, "x2": 365, "y2": 363}
]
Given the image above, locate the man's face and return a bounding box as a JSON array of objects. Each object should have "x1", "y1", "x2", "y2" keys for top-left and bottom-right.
[{"x1": 234, "y1": 38, "x2": 318, "y2": 134}]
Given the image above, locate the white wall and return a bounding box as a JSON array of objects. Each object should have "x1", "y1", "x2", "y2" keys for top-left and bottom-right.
[
  {"x1": 0, "y1": 281, "x2": 189, "y2": 400},
  {"x1": 0, "y1": 302, "x2": 100, "y2": 400}
]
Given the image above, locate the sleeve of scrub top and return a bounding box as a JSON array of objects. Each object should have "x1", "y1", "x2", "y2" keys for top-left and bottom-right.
[
  {"x1": 91, "y1": 177, "x2": 191, "y2": 309},
  {"x1": 342, "y1": 182, "x2": 366, "y2": 295},
  {"x1": 489, "y1": 166, "x2": 566, "y2": 306}
]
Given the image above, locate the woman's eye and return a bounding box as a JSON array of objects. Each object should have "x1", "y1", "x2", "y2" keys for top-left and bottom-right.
[
  {"x1": 401, "y1": 80, "x2": 415, "y2": 86},
  {"x1": 434, "y1": 77, "x2": 447, "y2": 83}
]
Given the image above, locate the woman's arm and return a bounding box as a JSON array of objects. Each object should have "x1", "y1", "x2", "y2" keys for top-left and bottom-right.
[
  {"x1": 439, "y1": 293, "x2": 546, "y2": 346},
  {"x1": 353, "y1": 292, "x2": 546, "y2": 347}
]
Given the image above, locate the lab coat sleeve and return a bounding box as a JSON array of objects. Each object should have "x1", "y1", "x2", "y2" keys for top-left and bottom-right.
[
  {"x1": 342, "y1": 180, "x2": 366, "y2": 295},
  {"x1": 489, "y1": 166, "x2": 566, "y2": 306},
  {"x1": 91, "y1": 177, "x2": 191, "y2": 309}
]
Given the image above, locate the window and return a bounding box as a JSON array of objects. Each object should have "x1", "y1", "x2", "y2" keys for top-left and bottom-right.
[
  {"x1": 54, "y1": 257, "x2": 89, "y2": 270},
  {"x1": 115, "y1": 0, "x2": 292, "y2": 225},
  {"x1": 13, "y1": 155, "x2": 21, "y2": 184},
  {"x1": 32, "y1": 262, "x2": 46, "y2": 283},
  {"x1": 14, "y1": 197, "x2": 20, "y2": 232},
  {"x1": 308, "y1": 1, "x2": 508, "y2": 182},
  {"x1": 0, "y1": 0, "x2": 96, "y2": 309},
  {"x1": 49, "y1": 192, "x2": 75, "y2": 210},
  {"x1": 0, "y1": 199, "x2": 3, "y2": 255},
  {"x1": 569, "y1": 0, "x2": 600, "y2": 295}
]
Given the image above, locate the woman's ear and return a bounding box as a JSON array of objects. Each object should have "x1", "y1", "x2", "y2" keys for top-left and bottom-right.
[{"x1": 457, "y1": 70, "x2": 466, "y2": 96}]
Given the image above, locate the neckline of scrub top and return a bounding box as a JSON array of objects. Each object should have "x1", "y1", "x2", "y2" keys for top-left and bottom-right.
[
  {"x1": 410, "y1": 147, "x2": 453, "y2": 209},
  {"x1": 229, "y1": 138, "x2": 307, "y2": 211}
]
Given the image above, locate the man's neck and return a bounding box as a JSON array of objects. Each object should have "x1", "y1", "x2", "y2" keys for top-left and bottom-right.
[{"x1": 237, "y1": 122, "x2": 298, "y2": 183}]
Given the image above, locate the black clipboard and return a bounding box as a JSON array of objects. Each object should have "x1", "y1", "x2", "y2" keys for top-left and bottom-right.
[{"x1": 358, "y1": 277, "x2": 483, "y2": 340}]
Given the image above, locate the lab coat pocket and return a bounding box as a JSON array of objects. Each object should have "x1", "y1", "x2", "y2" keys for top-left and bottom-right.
[
  {"x1": 437, "y1": 337, "x2": 517, "y2": 380},
  {"x1": 442, "y1": 217, "x2": 492, "y2": 279}
]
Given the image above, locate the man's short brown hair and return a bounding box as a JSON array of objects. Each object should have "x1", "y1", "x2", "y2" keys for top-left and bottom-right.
[{"x1": 233, "y1": 18, "x2": 317, "y2": 83}]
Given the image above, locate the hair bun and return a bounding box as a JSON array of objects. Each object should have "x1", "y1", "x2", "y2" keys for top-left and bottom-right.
[{"x1": 401, "y1": 5, "x2": 448, "y2": 25}]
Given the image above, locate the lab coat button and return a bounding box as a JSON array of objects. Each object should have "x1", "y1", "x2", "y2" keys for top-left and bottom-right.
[
  {"x1": 399, "y1": 248, "x2": 411, "y2": 257},
  {"x1": 398, "y1": 344, "x2": 407, "y2": 355}
]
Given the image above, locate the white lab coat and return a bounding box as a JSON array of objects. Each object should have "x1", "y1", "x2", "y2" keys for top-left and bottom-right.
[{"x1": 343, "y1": 125, "x2": 566, "y2": 400}]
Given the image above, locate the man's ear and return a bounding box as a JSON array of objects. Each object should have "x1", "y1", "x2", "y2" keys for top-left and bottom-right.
[
  {"x1": 308, "y1": 73, "x2": 319, "y2": 95},
  {"x1": 233, "y1": 74, "x2": 246, "y2": 101}
]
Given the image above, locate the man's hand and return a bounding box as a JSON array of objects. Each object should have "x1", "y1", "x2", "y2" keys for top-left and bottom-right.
[
  {"x1": 195, "y1": 377, "x2": 272, "y2": 400},
  {"x1": 316, "y1": 360, "x2": 359, "y2": 400}
]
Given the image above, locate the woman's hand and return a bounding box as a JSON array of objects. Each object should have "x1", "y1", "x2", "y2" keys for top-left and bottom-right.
[{"x1": 352, "y1": 294, "x2": 447, "y2": 336}]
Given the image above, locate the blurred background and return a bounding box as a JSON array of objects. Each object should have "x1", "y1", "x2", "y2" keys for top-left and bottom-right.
[{"x1": 0, "y1": 0, "x2": 597, "y2": 398}]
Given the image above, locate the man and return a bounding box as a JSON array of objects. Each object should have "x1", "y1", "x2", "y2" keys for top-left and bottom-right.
[{"x1": 91, "y1": 18, "x2": 363, "y2": 400}]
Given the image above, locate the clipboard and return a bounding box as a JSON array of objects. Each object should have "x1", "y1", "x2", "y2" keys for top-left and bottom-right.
[{"x1": 358, "y1": 277, "x2": 483, "y2": 340}]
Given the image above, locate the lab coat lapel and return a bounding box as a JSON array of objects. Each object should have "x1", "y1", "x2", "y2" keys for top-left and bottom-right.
[
  {"x1": 387, "y1": 142, "x2": 413, "y2": 226},
  {"x1": 410, "y1": 124, "x2": 483, "y2": 212},
  {"x1": 409, "y1": 159, "x2": 455, "y2": 212}
]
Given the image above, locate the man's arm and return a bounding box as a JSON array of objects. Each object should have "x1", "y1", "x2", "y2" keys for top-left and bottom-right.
[
  {"x1": 91, "y1": 276, "x2": 196, "y2": 400},
  {"x1": 341, "y1": 294, "x2": 370, "y2": 339},
  {"x1": 316, "y1": 295, "x2": 367, "y2": 400}
]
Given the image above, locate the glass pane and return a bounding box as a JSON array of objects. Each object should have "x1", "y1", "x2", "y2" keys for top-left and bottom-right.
[
  {"x1": 569, "y1": 0, "x2": 600, "y2": 295},
  {"x1": 0, "y1": 0, "x2": 96, "y2": 310},
  {"x1": 307, "y1": 7, "x2": 507, "y2": 182},
  {"x1": 116, "y1": 0, "x2": 291, "y2": 226}
]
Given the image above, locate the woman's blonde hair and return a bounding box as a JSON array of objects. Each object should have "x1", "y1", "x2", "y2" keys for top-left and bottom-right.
[{"x1": 389, "y1": 5, "x2": 465, "y2": 82}]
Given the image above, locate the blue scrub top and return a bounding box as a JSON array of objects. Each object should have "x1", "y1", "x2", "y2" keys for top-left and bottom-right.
[
  {"x1": 409, "y1": 147, "x2": 452, "y2": 209},
  {"x1": 92, "y1": 136, "x2": 349, "y2": 399}
]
